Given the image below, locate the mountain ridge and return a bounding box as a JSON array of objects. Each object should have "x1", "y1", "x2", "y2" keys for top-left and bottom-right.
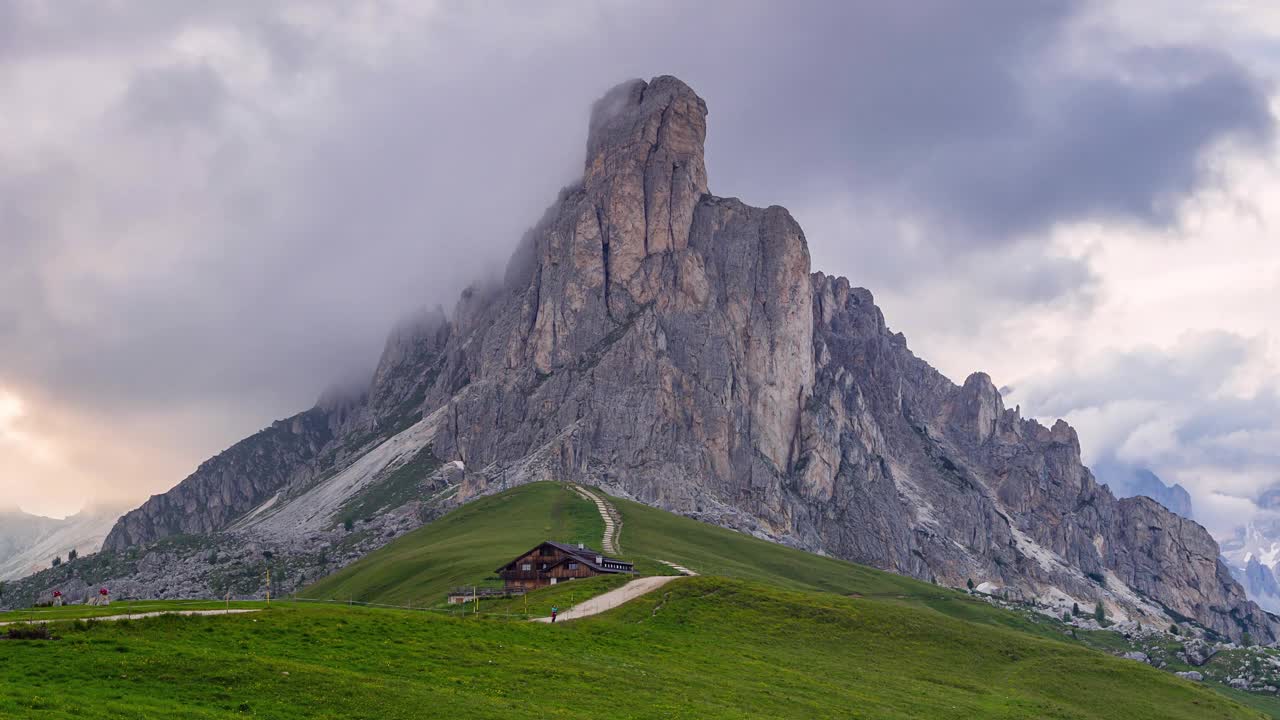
[
  {"x1": 48, "y1": 76, "x2": 1275, "y2": 642},
  {"x1": 1095, "y1": 464, "x2": 1194, "y2": 519}
]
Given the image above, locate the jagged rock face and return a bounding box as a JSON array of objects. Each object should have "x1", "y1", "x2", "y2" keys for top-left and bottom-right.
[
  {"x1": 795, "y1": 276, "x2": 1273, "y2": 641},
  {"x1": 1095, "y1": 465, "x2": 1194, "y2": 519},
  {"x1": 412, "y1": 76, "x2": 815, "y2": 531},
  {"x1": 97, "y1": 76, "x2": 1273, "y2": 643},
  {"x1": 102, "y1": 408, "x2": 335, "y2": 552},
  {"x1": 1111, "y1": 497, "x2": 1272, "y2": 641}
]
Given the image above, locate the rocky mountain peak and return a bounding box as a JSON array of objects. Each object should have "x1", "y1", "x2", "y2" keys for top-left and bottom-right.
[
  {"x1": 85, "y1": 74, "x2": 1275, "y2": 644},
  {"x1": 579, "y1": 76, "x2": 711, "y2": 315},
  {"x1": 585, "y1": 76, "x2": 708, "y2": 194},
  {"x1": 950, "y1": 372, "x2": 1005, "y2": 445}
]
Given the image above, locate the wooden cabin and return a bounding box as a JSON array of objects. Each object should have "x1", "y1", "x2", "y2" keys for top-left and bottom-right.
[{"x1": 497, "y1": 541, "x2": 635, "y2": 592}]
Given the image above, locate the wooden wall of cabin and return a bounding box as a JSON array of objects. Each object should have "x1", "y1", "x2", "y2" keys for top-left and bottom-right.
[{"x1": 499, "y1": 544, "x2": 604, "y2": 590}]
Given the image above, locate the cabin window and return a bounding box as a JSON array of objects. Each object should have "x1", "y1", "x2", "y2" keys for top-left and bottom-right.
[
  {"x1": 521, "y1": 563, "x2": 532, "y2": 571},
  {"x1": 568, "y1": 562, "x2": 578, "y2": 570},
  {"x1": 540, "y1": 563, "x2": 548, "y2": 570}
]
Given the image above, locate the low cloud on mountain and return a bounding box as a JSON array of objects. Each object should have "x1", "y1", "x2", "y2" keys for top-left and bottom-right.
[{"x1": 1, "y1": 1, "x2": 1277, "y2": 521}]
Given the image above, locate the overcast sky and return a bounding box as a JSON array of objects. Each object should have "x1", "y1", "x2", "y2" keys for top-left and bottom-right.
[{"x1": 2, "y1": 1, "x2": 1279, "y2": 539}]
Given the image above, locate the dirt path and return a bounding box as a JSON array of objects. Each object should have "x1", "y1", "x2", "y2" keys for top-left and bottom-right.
[
  {"x1": 573, "y1": 484, "x2": 699, "y2": 578},
  {"x1": 572, "y1": 485, "x2": 622, "y2": 555},
  {"x1": 0, "y1": 608, "x2": 260, "y2": 627},
  {"x1": 532, "y1": 575, "x2": 682, "y2": 623},
  {"x1": 658, "y1": 559, "x2": 698, "y2": 576}
]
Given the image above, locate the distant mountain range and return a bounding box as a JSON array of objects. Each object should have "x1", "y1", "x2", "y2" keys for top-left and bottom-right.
[
  {"x1": 1220, "y1": 486, "x2": 1280, "y2": 614},
  {"x1": 0, "y1": 506, "x2": 123, "y2": 581}
]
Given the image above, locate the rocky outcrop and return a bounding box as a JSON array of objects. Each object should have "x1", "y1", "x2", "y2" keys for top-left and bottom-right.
[
  {"x1": 102, "y1": 407, "x2": 335, "y2": 551},
  {"x1": 1095, "y1": 465, "x2": 1193, "y2": 519},
  {"x1": 1112, "y1": 496, "x2": 1271, "y2": 641},
  {"x1": 95, "y1": 76, "x2": 1274, "y2": 642},
  {"x1": 793, "y1": 275, "x2": 1273, "y2": 641}
]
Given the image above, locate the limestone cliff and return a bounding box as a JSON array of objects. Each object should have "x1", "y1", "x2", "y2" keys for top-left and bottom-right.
[{"x1": 93, "y1": 76, "x2": 1274, "y2": 642}]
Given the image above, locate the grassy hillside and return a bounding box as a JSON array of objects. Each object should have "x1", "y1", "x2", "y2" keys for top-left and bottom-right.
[
  {"x1": 4, "y1": 483, "x2": 1270, "y2": 718},
  {"x1": 305, "y1": 483, "x2": 603, "y2": 604},
  {"x1": 307, "y1": 483, "x2": 1065, "y2": 640},
  {"x1": 1, "y1": 579, "x2": 1263, "y2": 720},
  {"x1": 608, "y1": 494, "x2": 1074, "y2": 639}
]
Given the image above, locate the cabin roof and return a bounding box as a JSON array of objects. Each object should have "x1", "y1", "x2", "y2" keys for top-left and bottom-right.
[{"x1": 496, "y1": 540, "x2": 635, "y2": 574}]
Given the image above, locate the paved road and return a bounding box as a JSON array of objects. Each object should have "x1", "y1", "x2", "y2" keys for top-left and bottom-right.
[{"x1": 532, "y1": 575, "x2": 683, "y2": 623}]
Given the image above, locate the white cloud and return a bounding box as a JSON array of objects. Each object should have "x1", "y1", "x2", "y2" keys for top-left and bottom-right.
[{"x1": 982, "y1": 138, "x2": 1280, "y2": 535}]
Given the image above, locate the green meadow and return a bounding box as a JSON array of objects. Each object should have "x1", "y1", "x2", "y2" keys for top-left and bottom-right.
[{"x1": 0, "y1": 482, "x2": 1269, "y2": 718}]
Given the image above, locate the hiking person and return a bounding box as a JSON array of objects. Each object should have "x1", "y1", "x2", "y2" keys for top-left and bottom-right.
[{"x1": 551, "y1": 605, "x2": 558, "y2": 623}]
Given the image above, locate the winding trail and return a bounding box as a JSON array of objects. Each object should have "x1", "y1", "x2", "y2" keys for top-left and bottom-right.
[
  {"x1": 658, "y1": 559, "x2": 698, "y2": 576},
  {"x1": 572, "y1": 484, "x2": 699, "y2": 576},
  {"x1": 0, "y1": 608, "x2": 260, "y2": 627},
  {"x1": 532, "y1": 485, "x2": 702, "y2": 623},
  {"x1": 572, "y1": 485, "x2": 622, "y2": 555}
]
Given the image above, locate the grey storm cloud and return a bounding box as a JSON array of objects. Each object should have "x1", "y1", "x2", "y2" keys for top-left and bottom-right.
[
  {"x1": 120, "y1": 63, "x2": 229, "y2": 132},
  {"x1": 688, "y1": 2, "x2": 1273, "y2": 241},
  {"x1": 0, "y1": 0, "x2": 1276, "y2": 511},
  {"x1": 1012, "y1": 331, "x2": 1256, "y2": 414}
]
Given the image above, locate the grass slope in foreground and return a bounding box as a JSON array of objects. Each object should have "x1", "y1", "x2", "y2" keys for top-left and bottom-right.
[{"x1": 0, "y1": 578, "x2": 1262, "y2": 720}]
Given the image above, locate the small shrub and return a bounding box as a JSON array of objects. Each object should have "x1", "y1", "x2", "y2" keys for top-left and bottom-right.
[
  {"x1": 966, "y1": 578, "x2": 975, "y2": 591},
  {"x1": 6, "y1": 625, "x2": 55, "y2": 641},
  {"x1": 1169, "y1": 624, "x2": 1179, "y2": 635},
  {"x1": 68, "y1": 549, "x2": 78, "y2": 561},
  {"x1": 51, "y1": 556, "x2": 62, "y2": 567},
  {"x1": 1072, "y1": 602, "x2": 1080, "y2": 617},
  {"x1": 1093, "y1": 602, "x2": 1105, "y2": 623}
]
